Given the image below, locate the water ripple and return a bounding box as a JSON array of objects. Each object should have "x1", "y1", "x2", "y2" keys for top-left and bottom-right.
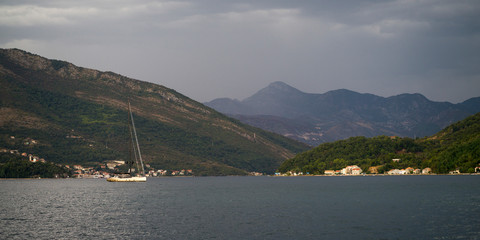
[{"x1": 1, "y1": 176, "x2": 479, "y2": 239}]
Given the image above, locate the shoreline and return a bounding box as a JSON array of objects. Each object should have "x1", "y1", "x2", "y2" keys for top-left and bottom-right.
[
  {"x1": 271, "y1": 173, "x2": 480, "y2": 177},
  {"x1": 2, "y1": 173, "x2": 480, "y2": 180}
]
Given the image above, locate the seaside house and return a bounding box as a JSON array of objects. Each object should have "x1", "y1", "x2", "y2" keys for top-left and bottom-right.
[
  {"x1": 288, "y1": 171, "x2": 303, "y2": 176},
  {"x1": 73, "y1": 165, "x2": 84, "y2": 171},
  {"x1": 324, "y1": 170, "x2": 335, "y2": 175},
  {"x1": 106, "y1": 161, "x2": 125, "y2": 170},
  {"x1": 29, "y1": 155, "x2": 39, "y2": 163},
  {"x1": 106, "y1": 162, "x2": 116, "y2": 169},
  {"x1": 449, "y1": 169, "x2": 461, "y2": 174},
  {"x1": 387, "y1": 169, "x2": 402, "y2": 175},
  {"x1": 351, "y1": 167, "x2": 363, "y2": 175},
  {"x1": 422, "y1": 168, "x2": 432, "y2": 174},
  {"x1": 340, "y1": 165, "x2": 362, "y2": 175}
]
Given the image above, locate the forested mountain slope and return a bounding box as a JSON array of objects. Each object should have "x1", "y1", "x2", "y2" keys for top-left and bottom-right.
[
  {"x1": 278, "y1": 112, "x2": 480, "y2": 174},
  {"x1": 0, "y1": 48, "x2": 309, "y2": 175}
]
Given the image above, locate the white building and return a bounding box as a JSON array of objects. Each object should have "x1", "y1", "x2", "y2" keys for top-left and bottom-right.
[
  {"x1": 449, "y1": 169, "x2": 460, "y2": 174},
  {"x1": 341, "y1": 165, "x2": 362, "y2": 175},
  {"x1": 387, "y1": 169, "x2": 402, "y2": 175},
  {"x1": 351, "y1": 167, "x2": 363, "y2": 175},
  {"x1": 324, "y1": 170, "x2": 335, "y2": 175},
  {"x1": 422, "y1": 168, "x2": 432, "y2": 174}
]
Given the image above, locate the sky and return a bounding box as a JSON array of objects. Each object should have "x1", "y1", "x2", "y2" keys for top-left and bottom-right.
[{"x1": 1, "y1": 0, "x2": 479, "y2": 103}]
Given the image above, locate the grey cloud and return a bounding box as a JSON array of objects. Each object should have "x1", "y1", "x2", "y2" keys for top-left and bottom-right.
[{"x1": 1, "y1": 0, "x2": 479, "y2": 103}]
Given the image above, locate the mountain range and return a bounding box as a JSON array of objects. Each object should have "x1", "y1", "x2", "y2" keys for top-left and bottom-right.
[
  {"x1": 0, "y1": 49, "x2": 309, "y2": 175},
  {"x1": 205, "y1": 81, "x2": 480, "y2": 146},
  {"x1": 278, "y1": 111, "x2": 480, "y2": 174}
]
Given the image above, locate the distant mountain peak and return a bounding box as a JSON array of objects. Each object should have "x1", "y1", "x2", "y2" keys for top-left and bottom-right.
[
  {"x1": 249, "y1": 81, "x2": 304, "y2": 100},
  {"x1": 266, "y1": 81, "x2": 301, "y2": 92},
  {"x1": 269, "y1": 81, "x2": 293, "y2": 88},
  {"x1": 388, "y1": 93, "x2": 431, "y2": 105},
  {"x1": 324, "y1": 88, "x2": 360, "y2": 96},
  {"x1": 0, "y1": 48, "x2": 309, "y2": 176},
  {"x1": 206, "y1": 81, "x2": 480, "y2": 145},
  {"x1": 392, "y1": 93, "x2": 427, "y2": 99}
]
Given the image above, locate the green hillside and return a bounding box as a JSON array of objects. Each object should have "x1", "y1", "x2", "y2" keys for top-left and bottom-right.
[
  {"x1": 0, "y1": 48, "x2": 309, "y2": 176},
  {"x1": 278, "y1": 112, "x2": 480, "y2": 174},
  {"x1": 423, "y1": 113, "x2": 480, "y2": 173},
  {"x1": 0, "y1": 153, "x2": 71, "y2": 178}
]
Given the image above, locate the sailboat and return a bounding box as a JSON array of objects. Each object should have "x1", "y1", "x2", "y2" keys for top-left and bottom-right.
[{"x1": 107, "y1": 101, "x2": 146, "y2": 182}]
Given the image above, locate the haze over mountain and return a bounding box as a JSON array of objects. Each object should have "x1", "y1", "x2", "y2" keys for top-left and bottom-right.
[
  {"x1": 278, "y1": 111, "x2": 480, "y2": 174},
  {"x1": 206, "y1": 81, "x2": 480, "y2": 146},
  {"x1": 0, "y1": 49, "x2": 309, "y2": 175}
]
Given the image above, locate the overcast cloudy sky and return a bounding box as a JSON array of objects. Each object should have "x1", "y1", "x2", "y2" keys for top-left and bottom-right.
[{"x1": 1, "y1": 0, "x2": 479, "y2": 103}]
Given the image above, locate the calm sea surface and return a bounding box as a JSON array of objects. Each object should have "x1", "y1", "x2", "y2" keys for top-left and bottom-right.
[{"x1": 1, "y1": 175, "x2": 479, "y2": 239}]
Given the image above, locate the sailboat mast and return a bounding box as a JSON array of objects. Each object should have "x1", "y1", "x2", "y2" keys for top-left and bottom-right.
[
  {"x1": 128, "y1": 116, "x2": 138, "y2": 173},
  {"x1": 128, "y1": 101, "x2": 145, "y2": 176}
]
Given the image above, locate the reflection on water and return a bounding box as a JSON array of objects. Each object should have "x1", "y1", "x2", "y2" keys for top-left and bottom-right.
[{"x1": 1, "y1": 176, "x2": 479, "y2": 239}]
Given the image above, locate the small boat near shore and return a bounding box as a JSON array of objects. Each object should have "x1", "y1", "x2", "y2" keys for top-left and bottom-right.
[
  {"x1": 107, "y1": 101, "x2": 146, "y2": 183},
  {"x1": 107, "y1": 175, "x2": 146, "y2": 182}
]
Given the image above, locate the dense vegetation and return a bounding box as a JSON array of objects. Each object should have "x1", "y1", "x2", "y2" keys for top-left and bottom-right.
[
  {"x1": 0, "y1": 153, "x2": 71, "y2": 178},
  {"x1": 278, "y1": 113, "x2": 480, "y2": 174},
  {"x1": 0, "y1": 48, "x2": 309, "y2": 176},
  {"x1": 0, "y1": 81, "x2": 305, "y2": 174}
]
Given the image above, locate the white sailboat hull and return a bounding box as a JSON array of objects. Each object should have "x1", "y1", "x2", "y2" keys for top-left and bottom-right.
[
  {"x1": 107, "y1": 101, "x2": 147, "y2": 183},
  {"x1": 106, "y1": 176, "x2": 147, "y2": 182}
]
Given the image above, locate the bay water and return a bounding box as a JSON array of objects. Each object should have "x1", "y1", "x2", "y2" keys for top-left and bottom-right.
[{"x1": 1, "y1": 175, "x2": 479, "y2": 239}]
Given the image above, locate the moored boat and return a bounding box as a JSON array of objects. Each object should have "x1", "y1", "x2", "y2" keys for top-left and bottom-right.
[
  {"x1": 107, "y1": 101, "x2": 147, "y2": 183},
  {"x1": 107, "y1": 176, "x2": 146, "y2": 182}
]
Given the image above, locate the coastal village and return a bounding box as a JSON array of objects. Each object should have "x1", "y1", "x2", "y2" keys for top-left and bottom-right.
[
  {"x1": 2, "y1": 135, "x2": 480, "y2": 178},
  {"x1": 3, "y1": 143, "x2": 480, "y2": 177},
  {"x1": 277, "y1": 164, "x2": 456, "y2": 176},
  {"x1": 275, "y1": 157, "x2": 480, "y2": 176},
  {"x1": 70, "y1": 161, "x2": 194, "y2": 179},
  {"x1": 1, "y1": 136, "x2": 194, "y2": 178},
  {"x1": 1, "y1": 146, "x2": 195, "y2": 178}
]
